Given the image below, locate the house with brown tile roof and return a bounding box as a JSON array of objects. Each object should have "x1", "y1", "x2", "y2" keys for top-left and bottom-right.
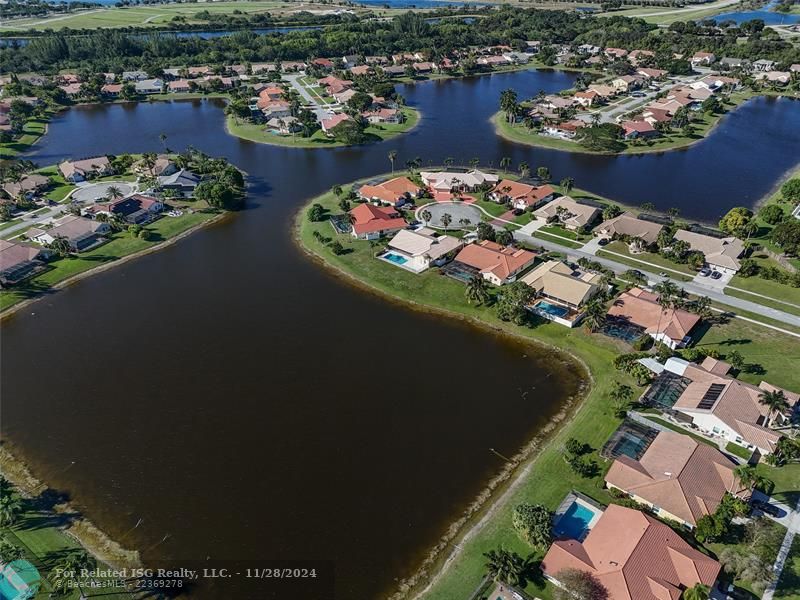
[
  {"x1": 542, "y1": 504, "x2": 721, "y2": 600},
  {"x1": 0, "y1": 239, "x2": 49, "y2": 286},
  {"x1": 2, "y1": 174, "x2": 50, "y2": 200},
  {"x1": 593, "y1": 212, "x2": 663, "y2": 245},
  {"x1": 490, "y1": 179, "x2": 555, "y2": 211},
  {"x1": 349, "y1": 203, "x2": 407, "y2": 240},
  {"x1": 605, "y1": 430, "x2": 744, "y2": 528},
  {"x1": 28, "y1": 215, "x2": 111, "y2": 252},
  {"x1": 672, "y1": 360, "x2": 800, "y2": 454},
  {"x1": 58, "y1": 156, "x2": 112, "y2": 182},
  {"x1": 533, "y1": 196, "x2": 600, "y2": 231},
  {"x1": 358, "y1": 177, "x2": 422, "y2": 206},
  {"x1": 673, "y1": 230, "x2": 744, "y2": 274},
  {"x1": 520, "y1": 260, "x2": 602, "y2": 310},
  {"x1": 607, "y1": 288, "x2": 701, "y2": 349},
  {"x1": 452, "y1": 240, "x2": 536, "y2": 286}
]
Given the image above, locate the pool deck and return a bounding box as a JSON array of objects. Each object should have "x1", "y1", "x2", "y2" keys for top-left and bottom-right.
[{"x1": 552, "y1": 491, "x2": 605, "y2": 541}]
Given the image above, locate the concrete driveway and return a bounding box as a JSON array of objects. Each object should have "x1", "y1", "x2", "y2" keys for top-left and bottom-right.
[
  {"x1": 692, "y1": 269, "x2": 734, "y2": 289},
  {"x1": 71, "y1": 181, "x2": 135, "y2": 203}
]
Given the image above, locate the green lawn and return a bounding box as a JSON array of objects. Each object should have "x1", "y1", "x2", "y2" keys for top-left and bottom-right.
[
  {"x1": 0, "y1": 209, "x2": 217, "y2": 312},
  {"x1": 0, "y1": 116, "x2": 49, "y2": 159},
  {"x1": 777, "y1": 536, "x2": 800, "y2": 600},
  {"x1": 226, "y1": 106, "x2": 419, "y2": 148},
  {"x1": 597, "y1": 242, "x2": 695, "y2": 281},
  {"x1": 532, "y1": 230, "x2": 584, "y2": 249},
  {"x1": 725, "y1": 441, "x2": 754, "y2": 461}
]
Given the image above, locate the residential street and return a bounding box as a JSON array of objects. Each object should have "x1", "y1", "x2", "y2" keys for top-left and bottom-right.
[{"x1": 282, "y1": 73, "x2": 335, "y2": 121}]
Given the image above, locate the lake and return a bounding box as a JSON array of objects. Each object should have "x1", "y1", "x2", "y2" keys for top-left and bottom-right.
[
  {"x1": 711, "y1": 0, "x2": 800, "y2": 25},
  {"x1": 2, "y1": 68, "x2": 799, "y2": 599}
]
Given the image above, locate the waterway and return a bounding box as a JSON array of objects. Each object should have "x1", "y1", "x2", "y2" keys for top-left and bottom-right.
[
  {"x1": 2, "y1": 69, "x2": 800, "y2": 599},
  {"x1": 712, "y1": 0, "x2": 800, "y2": 25}
]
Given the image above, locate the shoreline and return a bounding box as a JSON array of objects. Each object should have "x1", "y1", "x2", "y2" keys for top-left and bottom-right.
[
  {"x1": 291, "y1": 190, "x2": 597, "y2": 600},
  {"x1": 0, "y1": 211, "x2": 227, "y2": 320},
  {"x1": 0, "y1": 443, "x2": 142, "y2": 570}
]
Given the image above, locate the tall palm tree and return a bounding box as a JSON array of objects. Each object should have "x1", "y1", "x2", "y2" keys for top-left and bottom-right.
[
  {"x1": 499, "y1": 157, "x2": 511, "y2": 173},
  {"x1": 441, "y1": 212, "x2": 452, "y2": 232},
  {"x1": 421, "y1": 209, "x2": 432, "y2": 225},
  {"x1": 466, "y1": 275, "x2": 490, "y2": 306},
  {"x1": 582, "y1": 299, "x2": 606, "y2": 332},
  {"x1": 759, "y1": 389, "x2": 790, "y2": 426},
  {"x1": 105, "y1": 185, "x2": 123, "y2": 202},
  {"x1": 560, "y1": 177, "x2": 574, "y2": 194},
  {"x1": 483, "y1": 548, "x2": 526, "y2": 586},
  {"x1": 653, "y1": 280, "x2": 680, "y2": 342},
  {"x1": 388, "y1": 150, "x2": 397, "y2": 174},
  {"x1": 49, "y1": 552, "x2": 95, "y2": 595}
]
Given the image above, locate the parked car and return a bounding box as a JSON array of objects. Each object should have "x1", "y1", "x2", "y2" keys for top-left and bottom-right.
[
  {"x1": 598, "y1": 238, "x2": 609, "y2": 246},
  {"x1": 752, "y1": 500, "x2": 781, "y2": 518},
  {"x1": 659, "y1": 271, "x2": 668, "y2": 277},
  {"x1": 512, "y1": 208, "x2": 524, "y2": 216},
  {"x1": 631, "y1": 92, "x2": 646, "y2": 98},
  {"x1": 711, "y1": 271, "x2": 723, "y2": 280},
  {"x1": 699, "y1": 268, "x2": 711, "y2": 277}
]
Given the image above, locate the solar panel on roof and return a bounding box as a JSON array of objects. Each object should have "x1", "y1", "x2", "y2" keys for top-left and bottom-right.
[{"x1": 697, "y1": 383, "x2": 726, "y2": 409}]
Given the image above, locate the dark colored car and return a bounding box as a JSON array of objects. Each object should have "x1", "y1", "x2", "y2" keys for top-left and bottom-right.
[
  {"x1": 753, "y1": 500, "x2": 781, "y2": 518},
  {"x1": 598, "y1": 238, "x2": 609, "y2": 246},
  {"x1": 711, "y1": 271, "x2": 723, "y2": 280},
  {"x1": 512, "y1": 208, "x2": 524, "y2": 216}
]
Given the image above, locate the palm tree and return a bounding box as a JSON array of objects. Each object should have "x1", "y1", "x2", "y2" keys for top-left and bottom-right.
[
  {"x1": 653, "y1": 280, "x2": 680, "y2": 341},
  {"x1": 444, "y1": 157, "x2": 454, "y2": 169},
  {"x1": 483, "y1": 548, "x2": 526, "y2": 586},
  {"x1": 388, "y1": 150, "x2": 397, "y2": 174},
  {"x1": 105, "y1": 185, "x2": 123, "y2": 202},
  {"x1": 759, "y1": 389, "x2": 790, "y2": 426},
  {"x1": 499, "y1": 157, "x2": 511, "y2": 173},
  {"x1": 582, "y1": 299, "x2": 606, "y2": 332},
  {"x1": 441, "y1": 212, "x2": 452, "y2": 232},
  {"x1": 0, "y1": 494, "x2": 22, "y2": 526},
  {"x1": 0, "y1": 539, "x2": 24, "y2": 564},
  {"x1": 682, "y1": 583, "x2": 710, "y2": 600},
  {"x1": 49, "y1": 552, "x2": 94, "y2": 595},
  {"x1": 466, "y1": 275, "x2": 490, "y2": 305},
  {"x1": 421, "y1": 209, "x2": 432, "y2": 225},
  {"x1": 518, "y1": 161, "x2": 530, "y2": 178},
  {"x1": 640, "y1": 201, "x2": 655, "y2": 212},
  {"x1": 560, "y1": 177, "x2": 574, "y2": 194},
  {"x1": 499, "y1": 88, "x2": 519, "y2": 123},
  {"x1": 159, "y1": 132, "x2": 168, "y2": 151}
]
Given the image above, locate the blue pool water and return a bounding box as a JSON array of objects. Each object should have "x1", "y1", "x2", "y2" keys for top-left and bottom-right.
[
  {"x1": 383, "y1": 252, "x2": 409, "y2": 265},
  {"x1": 554, "y1": 501, "x2": 597, "y2": 540},
  {"x1": 537, "y1": 301, "x2": 569, "y2": 318}
]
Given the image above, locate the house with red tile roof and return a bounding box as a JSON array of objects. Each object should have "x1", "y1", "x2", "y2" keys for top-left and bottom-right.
[
  {"x1": 671, "y1": 358, "x2": 800, "y2": 454},
  {"x1": 452, "y1": 240, "x2": 536, "y2": 286},
  {"x1": 621, "y1": 120, "x2": 659, "y2": 140},
  {"x1": 604, "y1": 47, "x2": 629, "y2": 59},
  {"x1": 358, "y1": 177, "x2": 422, "y2": 206},
  {"x1": 349, "y1": 203, "x2": 407, "y2": 240},
  {"x1": 605, "y1": 429, "x2": 744, "y2": 528},
  {"x1": 312, "y1": 58, "x2": 334, "y2": 69},
  {"x1": 490, "y1": 180, "x2": 555, "y2": 211},
  {"x1": 691, "y1": 51, "x2": 716, "y2": 66},
  {"x1": 608, "y1": 288, "x2": 701, "y2": 349},
  {"x1": 320, "y1": 113, "x2": 352, "y2": 135},
  {"x1": 542, "y1": 504, "x2": 721, "y2": 600}
]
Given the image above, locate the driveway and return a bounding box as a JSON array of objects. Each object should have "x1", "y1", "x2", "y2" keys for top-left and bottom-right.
[
  {"x1": 416, "y1": 201, "x2": 482, "y2": 230},
  {"x1": 692, "y1": 269, "x2": 734, "y2": 290},
  {"x1": 71, "y1": 181, "x2": 135, "y2": 203},
  {"x1": 580, "y1": 236, "x2": 606, "y2": 256}
]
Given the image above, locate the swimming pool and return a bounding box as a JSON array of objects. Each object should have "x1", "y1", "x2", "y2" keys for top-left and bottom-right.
[
  {"x1": 383, "y1": 252, "x2": 409, "y2": 265},
  {"x1": 536, "y1": 301, "x2": 569, "y2": 318},
  {"x1": 553, "y1": 500, "x2": 602, "y2": 540}
]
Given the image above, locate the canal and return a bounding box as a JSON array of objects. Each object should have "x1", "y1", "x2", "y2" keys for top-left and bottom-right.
[{"x1": 2, "y1": 68, "x2": 799, "y2": 599}]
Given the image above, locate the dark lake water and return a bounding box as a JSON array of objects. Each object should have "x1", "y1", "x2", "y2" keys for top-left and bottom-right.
[{"x1": 2, "y1": 69, "x2": 799, "y2": 599}]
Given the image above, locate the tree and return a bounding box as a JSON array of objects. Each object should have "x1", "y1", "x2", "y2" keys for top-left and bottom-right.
[
  {"x1": 465, "y1": 275, "x2": 491, "y2": 306},
  {"x1": 330, "y1": 119, "x2": 367, "y2": 145},
  {"x1": 388, "y1": 150, "x2": 398, "y2": 174},
  {"x1": 759, "y1": 204, "x2": 784, "y2": 225},
  {"x1": 560, "y1": 177, "x2": 574, "y2": 194},
  {"x1": 727, "y1": 350, "x2": 745, "y2": 371},
  {"x1": 499, "y1": 88, "x2": 519, "y2": 123},
  {"x1": 734, "y1": 465, "x2": 772, "y2": 492},
  {"x1": 496, "y1": 281, "x2": 534, "y2": 325},
  {"x1": 537, "y1": 166, "x2": 551, "y2": 183},
  {"x1": 421, "y1": 209, "x2": 432, "y2": 225},
  {"x1": 48, "y1": 235, "x2": 72, "y2": 258},
  {"x1": 719, "y1": 207, "x2": 753, "y2": 238},
  {"x1": 554, "y1": 568, "x2": 608, "y2": 600},
  {"x1": 329, "y1": 241, "x2": 345, "y2": 255},
  {"x1": 0, "y1": 538, "x2": 24, "y2": 564},
  {"x1": 338, "y1": 198, "x2": 351, "y2": 213},
  {"x1": 772, "y1": 220, "x2": 800, "y2": 255},
  {"x1": 0, "y1": 494, "x2": 22, "y2": 526},
  {"x1": 50, "y1": 551, "x2": 95, "y2": 595},
  {"x1": 781, "y1": 178, "x2": 800, "y2": 204},
  {"x1": 476, "y1": 222, "x2": 496, "y2": 242},
  {"x1": 307, "y1": 203, "x2": 326, "y2": 222},
  {"x1": 682, "y1": 583, "x2": 710, "y2": 600},
  {"x1": 582, "y1": 299, "x2": 606, "y2": 332},
  {"x1": 512, "y1": 503, "x2": 552, "y2": 550},
  {"x1": 483, "y1": 548, "x2": 526, "y2": 586},
  {"x1": 500, "y1": 157, "x2": 511, "y2": 173},
  {"x1": 495, "y1": 229, "x2": 513, "y2": 246},
  {"x1": 759, "y1": 389, "x2": 790, "y2": 424},
  {"x1": 441, "y1": 212, "x2": 452, "y2": 232},
  {"x1": 105, "y1": 185, "x2": 123, "y2": 201}
]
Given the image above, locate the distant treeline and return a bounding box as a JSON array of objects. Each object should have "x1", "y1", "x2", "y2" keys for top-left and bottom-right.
[{"x1": 2, "y1": 8, "x2": 798, "y2": 73}]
